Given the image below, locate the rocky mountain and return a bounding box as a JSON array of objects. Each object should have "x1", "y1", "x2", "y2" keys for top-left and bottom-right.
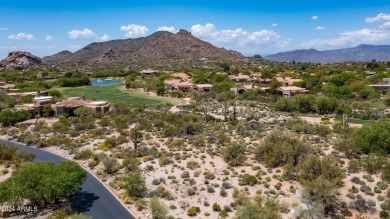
[
  {"x1": 0, "y1": 51, "x2": 42, "y2": 70},
  {"x1": 43, "y1": 30, "x2": 245, "y2": 67},
  {"x1": 265, "y1": 44, "x2": 390, "y2": 63}
]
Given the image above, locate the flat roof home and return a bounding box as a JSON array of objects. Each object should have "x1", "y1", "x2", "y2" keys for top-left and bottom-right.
[
  {"x1": 275, "y1": 77, "x2": 302, "y2": 86},
  {"x1": 52, "y1": 97, "x2": 109, "y2": 116},
  {"x1": 230, "y1": 84, "x2": 257, "y2": 95},
  {"x1": 164, "y1": 79, "x2": 194, "y2": 92},
  {"x1": 15, "y1": 96, "x2": 55, "y2": 118},
  {"x1": 194, "y1": 84, "x2": 213, "y2": 92},
  {"x1": 278, "y1": 86, "x2": 309, "y2": 97},
  {"x1": 229, "y1": 74, "x2": 252, "y2": 83}
]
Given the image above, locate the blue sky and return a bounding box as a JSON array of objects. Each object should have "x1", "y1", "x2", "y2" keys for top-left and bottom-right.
[{"x1": 1, "y1": 0, "x2": 390, "y2": 58}]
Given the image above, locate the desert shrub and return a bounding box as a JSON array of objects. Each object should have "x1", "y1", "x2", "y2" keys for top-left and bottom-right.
[
  {"x1": 221, "y1": 142, "x2": 246, "y2": 166},
  {"x1": 186, "y1": 161, "x2": 200, "y2": 169},
  {"x1": 239, "y1": 174, "x2": 258, "y2": 186},
  {"x1": 135, "y1": 199, "x2": 146, "y2": 211},
  {"x1": 255, "y1": 131, "x2": 312, "y2": 168},
  {"x1": 149, "y1": 186, "x2": 173, "y2": 199},
  {"x1": 181, "y1": 171, "x2": 190, "y2": 179},
  {"x1": 204, "y1": 171, "x2": 215, "y2": 180},
  {"x1": 122, "y1": 157, "x2": 139, "y2": 172},
  {"x1": 150, "y1": 197, "x2": 168, "y2": 219},
  {"x1": 381, "y1": 202, "x2": 390, "y2": 211},
  {"x1": 207, "y1": 186, "x2": 215, "y2": 193},
  {"x1": 335, "y1": 139, "x2": 360, "y2": 158},
  {"x1": 348, "y1": 159, "x2": 361, "y2": 173},
  {"x1": 152, "y1": 179, "x2": 161, "y2": 185},
  {"x1": 122, "y1": 173, "x2": 146, "y2": 199},
  {"x1": 74, "y1": 149, "x2": 93, "y2": 160},
  {"x1": 159, "y1": 156, "x2": 173, "y2": 166},
  {"x1": 234, "y1": 198, "x2": 281, "y2": 219},
  {"x1": 220, "y1": 188, "x2": 228, "y2": 197},
  {"x1": 232, "y1": 188, "x2": 250, "y2": 206},
  {"x1": 367, "y1": 200, "x2": 376, "y2": 206},
  {"x1": 298, "y1": 154, "x2": 344, "y2": 184},
  {"x1": 382, "y1": 164, "x2": 390, "y2": 182},
  {"x1": 187, "y1": 188, "x2": 196, "y2": 196},
  {"x1": 222, "y1": 182, "x2": 232, "y2": 190},
  {"x1": 380, "y1": 211, "x2": 390, "y2": 219},
  {"x1": 303, "y1": 177, "x2": 340, "y2": 215},
  {"x1": 187, "y1": 206, "x2": 200, "y2": 216},
  {"x1": 213, "y1": 203, "x2": 221, "y2": 212},
  {"x1": 349, "y1": 194, "x2": 376, "y2": 213},
  {"x1": 362, "y1": 154, "x2": 386, "y2": 174},
  {"x1": 102, "y1": 157, "x2": 120, "y2": 174}
]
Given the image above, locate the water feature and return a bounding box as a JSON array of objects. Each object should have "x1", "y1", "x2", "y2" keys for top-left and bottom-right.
[{"x1": 91, "y1": 79, "x2": 120, "y2": 86}]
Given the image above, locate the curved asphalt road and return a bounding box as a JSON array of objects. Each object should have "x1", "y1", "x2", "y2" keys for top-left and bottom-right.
[{"x1": 0, "y1": 139, "x2": 135, "y2": 219}]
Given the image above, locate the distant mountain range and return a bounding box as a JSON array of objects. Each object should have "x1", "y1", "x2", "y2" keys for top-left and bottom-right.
[
  {"x1": 42, "y1": 29, "x2": 246, "y2": 68},
  {"x1": 264, "y1": 44, "x2": 390, "y2": 63}
]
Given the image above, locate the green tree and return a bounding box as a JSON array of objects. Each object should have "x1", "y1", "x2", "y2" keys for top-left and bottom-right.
[
  {"x1": 155, "y1": 81, "x2": 165, "y2": 96},
  {"x1": 255, "y1": 131, "x2": 312, "y2": 168},
  {"x1": 222, "y1": 142, "x2": 246, "y2": 166},
  {"x1": 0, "y1": 161, "x2": 86, "y2": 206},
  {"x1": 150, "y1": 197, "x2": 168, "y2": 219},
  {"x1": 42, "y1": 104, "x2": 54, "y2": 117},
  {"x1": 273, "y1": 98, "x2": 295, "y2": 112},
  {"x1": 298, "y1": 155, "x2": 344, "y2": 184},
  {"x1": 122, "y1": 172, "x2": 146, "y2": 199},
  {"x1": 292, "y1": 94, "x2": 315, "y2": 113},
  {"x1": 303, "y1": 177, "x2": 339, "y2": 216},
  {"x1": 0, "y1": 109, "x2": 31, "y2": 126},
  {"x1": 353, "y1": 118, "x2": 390, "y2": 154},
  {"x1": 74, "y1": 106, "x2": 94, "y2": 117},
  {"x1": 216, "y1": 91, "x2": 234, "y2": 121},
  {"x1": 315, "y1": 96, "x2": 338, "y2": 115},
  {"x1": 48, "y1": 89, "x2": 63, "y2": 98}
]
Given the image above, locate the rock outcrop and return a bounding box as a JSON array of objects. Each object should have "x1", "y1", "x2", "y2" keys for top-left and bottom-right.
[{"x1": 1, "y1": 51, "x2": 42, "y2": 70}]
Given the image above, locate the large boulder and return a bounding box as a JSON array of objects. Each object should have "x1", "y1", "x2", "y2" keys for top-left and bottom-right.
[{"x1": 2, "y1": 51, "x2": 42, "y2": 70}]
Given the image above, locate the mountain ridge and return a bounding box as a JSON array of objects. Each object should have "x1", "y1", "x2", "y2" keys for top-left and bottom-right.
[
  {"x1": 42, "y1": 30, "x2": 246, "y2": 67},
  {"x1": 265, "y1": 44, "x2": 390, "y2": 63}
]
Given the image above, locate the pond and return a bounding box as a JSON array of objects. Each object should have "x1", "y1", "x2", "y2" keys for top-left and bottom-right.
[{"x1": 91, "y1": 79, "x2": 120, "y2": 86}]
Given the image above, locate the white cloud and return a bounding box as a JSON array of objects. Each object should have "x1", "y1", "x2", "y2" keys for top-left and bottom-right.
[
  {"x1": 380, "y1": 21, "x2": 390, "y2": 30},
  {"x1": 8, "y1": 33, "x2": 37, "y2": 41},
  {"x1": 120, "y1": 24, "x2": 149, "y2": 38},
  {"x1": 157, "y1": 26, "x2": 177, "y2": 33},
  {"x1": 100, "y1": 34, "x2": 110, "y2": 41},
  {"x1": 311, "y1": 15, "x2": 319, "y2": 20},
  {"x1": 315, "y1": 26, "x2": 325, "y2": 30},
  {"x1": 301, "y1": 28, "x2": 390, "y2": 50},
  {"x1": 272, "y1": 23, "x2": 278, "y2": 27},
  {"x1": 190, "y1": 23, "x2": 289, "y2": 54},
  {"x1": 45, "y1": 35, "x2": 54, "y2": 41},
  {"x1": 0, "y1": 27, "x2": 7, "y2": 31},
  {"x1": 365, "y1": 13, "x2": 390, "y2": 23},
  {"x1": 68, "y1": 28, "x2": 97, "y2": 40}
]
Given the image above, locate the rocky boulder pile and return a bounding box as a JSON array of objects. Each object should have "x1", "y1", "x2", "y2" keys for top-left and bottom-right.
[{"x1": 2, "y1": 51, "x2": 42, "y2": 70}]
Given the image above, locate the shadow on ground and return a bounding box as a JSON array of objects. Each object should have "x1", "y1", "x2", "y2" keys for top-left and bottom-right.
[{"x1": 68, "y1": 191, "x2": 100, "y2": 213}]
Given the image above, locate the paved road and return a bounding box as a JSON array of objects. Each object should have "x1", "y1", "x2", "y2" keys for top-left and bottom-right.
[{"x1": 0, "y1": 139, "x2": 135, "y2": 219}]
